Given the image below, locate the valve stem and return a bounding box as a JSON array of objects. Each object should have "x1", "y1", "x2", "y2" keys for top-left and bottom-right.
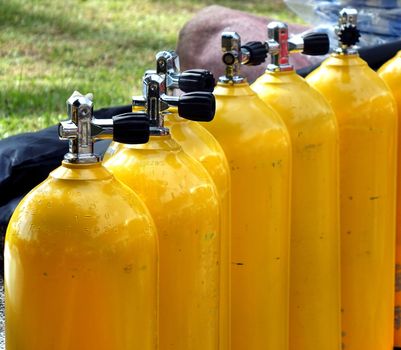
[
  {"x1": 266, "y1": 22, "x2": 291, "y2": 72},
  {"x1": 219, "y1": 32, "x2": 246, "y2": 84},
  {"x1": 60, "y1": 91, "x2": 99, "y2": 163},
  {"x1": 60, "y1": 91, "x2": 150, "y2": 162}
]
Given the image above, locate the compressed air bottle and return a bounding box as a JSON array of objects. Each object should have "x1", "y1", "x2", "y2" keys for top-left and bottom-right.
[
  {"x1": 5, "y1": 92, "x2": 158, "y2": 350},
  {"x1": 378, "y1": 51, "x2": 401, "y2": 348},
  {"x1": 204, "y1": 32, "x2": 291, "y2": 350},
  {"x1": 153, "y1": 51, "x2": 231, "y2": 350},
  {"x1": 105, "y1": 51, "x2": 232, "y2": 350},
  {"x1": 104, "y1": 75, "x2": 221, "y2": 350},
  {"x1": 307, "y1": 9, "x2": 398, "y2": 350},
  {"x1": 242, "y1": 23, "x2": 341, "y2": 350}
]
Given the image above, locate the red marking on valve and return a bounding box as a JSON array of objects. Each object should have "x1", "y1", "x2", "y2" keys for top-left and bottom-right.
[{"x1": 279, "y1": 29, "x2": 289, "y2": 66}]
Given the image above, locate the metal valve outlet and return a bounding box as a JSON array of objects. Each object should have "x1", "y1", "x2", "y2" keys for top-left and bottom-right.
[
  {"x1": 132, "y1": 73, "x2": 216, "y2": 136},
  {"x1": 335, "y1": 8, "x2": 361, "y2": 55},
  {"x1": 155, "y1": 51, "x2": 215, "y2": 94},
  {"x1": 240, "y1": 22, "x2": 330, "y2": 72},
  {"x1": 59, "y1": 91, "x2": 150, "y2": 163}
]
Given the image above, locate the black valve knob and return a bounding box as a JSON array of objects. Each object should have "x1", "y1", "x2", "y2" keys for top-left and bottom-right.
[
  {"x1": 338, "y1": 26, "x2": 361, "y2": 46},
  {"x1": 242, "y1": 41, "x2": 268, "y2": 65},
  {"x1": 179, "y1": 69, "x2": 216, "y2": 93},
  {"x1": 178, "y1": 92, "x2": 216, "y2": 122},
  {"x1": 113, "y1": 112, "x2": 150, "y2": 144},
  {"x1": 302, "y1": 32, "x2": 330, "y2": 56}
]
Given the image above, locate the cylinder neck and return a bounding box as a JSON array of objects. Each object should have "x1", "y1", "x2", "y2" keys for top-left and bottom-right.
[
  {"x1": 148, "y1": 77, "x2": 170, "y2": 136},
  {"x1": 50, "y1": 161, "x2": 112, "y2": 181},
  {"x1": 122, "y1": 133, "x2": 180, "y2": 152}
]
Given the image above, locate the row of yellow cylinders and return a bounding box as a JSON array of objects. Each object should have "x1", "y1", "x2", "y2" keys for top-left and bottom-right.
[
  {"x1": 5, "y1": 50, "x2": 401, "y2": 350},
  {"x1": 105, "y1": 50, "x2": 399, "y2": 350},
  {"x1": 104, "y1": 114, "x2": 230, "y2": 350},
  {"x1": 104, "y1": 50, "x2": 400, "y2": 350},
  {"x1": 197, "y1": 51, "x2": 398, "y2": 350},
  {"x1": 203, "y1": 51, "x2": 398, "y2": 350}
]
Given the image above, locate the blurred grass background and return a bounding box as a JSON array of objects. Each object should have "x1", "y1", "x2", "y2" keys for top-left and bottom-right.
[{"x1": 0, "y1": 0, "x2": 298, "y2": 138}]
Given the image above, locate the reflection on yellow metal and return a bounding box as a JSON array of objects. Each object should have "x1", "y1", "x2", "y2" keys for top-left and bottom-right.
[
  {"x1": 104, "y1": 135, "x2": 221, "y2": 350},
  {"x1": 165, "y1": 112, "x2": 231, "y2": 350},
  {"x1": 378, "y1": 50, "x2": 401, "y2": 347},
  {"x1": 205, "y1": 79, "x2": 291, "y2": 350},
  {"x1": 307, "y1": 53, "x2": 397, "y2": 350},
  {"x1": 103, "y1": 141, "x2": 122, "y2": 161},
  {"x1": 5, "y1": 162, "x2": 158, "y2": 350},
  {"x1": 252, "y1": 69, "x2": 341, "y2": 350}
]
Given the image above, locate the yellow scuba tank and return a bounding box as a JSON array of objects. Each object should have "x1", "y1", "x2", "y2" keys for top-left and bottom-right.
[
  {"x1": 5, "y1": 92, "x2": 158, "y2": 350},
  {"x1": 154, "y1": 51, "x2": 231, "y2": 350},
  {"x1": 106, "y1": 50, "x2": 232, "y2": 350},
  {"x1": 243, "y1": 23, "x2": 341, "y2": 350},
  {"x1": 306, "y1": 9, "x2": 398, "y2": 350},
  {"x1": 204, "y1": 32, "x2": 291, "y2": 350},
  {"x1": 104, "y1": 75, "x2": 221, "y2": 350},
  {"x1": 378, "y1": 50, "x2": 401, "y2": 347}
]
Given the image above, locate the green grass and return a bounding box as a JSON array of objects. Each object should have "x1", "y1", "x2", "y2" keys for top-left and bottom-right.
[{"x1": 0, "y1": 0, "x2": 298, "y2": 138}]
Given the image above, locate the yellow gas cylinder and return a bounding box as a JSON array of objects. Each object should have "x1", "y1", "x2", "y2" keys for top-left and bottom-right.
[
  {"x1": 4, "y1": 92, "x2": 158, "y2": 350},
  {"x1": 104, "y1": 74, "x2": 221, "y2": 350},
  {"x1": 243, "y1": 22, "x2": 341, "y2": 350},
  {"x1": 306, "y1": 9, "x2": 398, "y2": 350},
  {"x1": 378, "y1": 50, "x2": 401, "y2": 347},
  {"x1": 204, "y1": 32, "x2": 291, "y2": 350},
  {"x1": 154, "y1": 50, "x2": 231, "y2": 350},
  {"x1": 105, "y1": 50, "x2": 232, "y2": 350},
  {"x1": 166, "y1": 115, "x2": 231, "y2": 350}
]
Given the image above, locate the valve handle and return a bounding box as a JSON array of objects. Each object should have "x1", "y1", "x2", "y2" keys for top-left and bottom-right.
[
  {"x1": 302, "y1": 32, "x2": 330, "y2": 56},
  {"x1": 178, "y1": 92, "x2": 216, "y2": 122},
  {"x1": 179, "y1": 69, "x2": 216, "y2": 93},
  {"x1": 338, "y1": 26, "x2": 361, "y2": 47},
  {"x1": 242, "y1": 41, "x2": 268, "y2": 65},
  {"x1": 113, "y1": 112, "x2": 150, "y2": 144}
]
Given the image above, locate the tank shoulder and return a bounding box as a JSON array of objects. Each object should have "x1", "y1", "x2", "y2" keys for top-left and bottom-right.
[{"x1": 6, "y1": 170, "x2": 155, "y2": 248}]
